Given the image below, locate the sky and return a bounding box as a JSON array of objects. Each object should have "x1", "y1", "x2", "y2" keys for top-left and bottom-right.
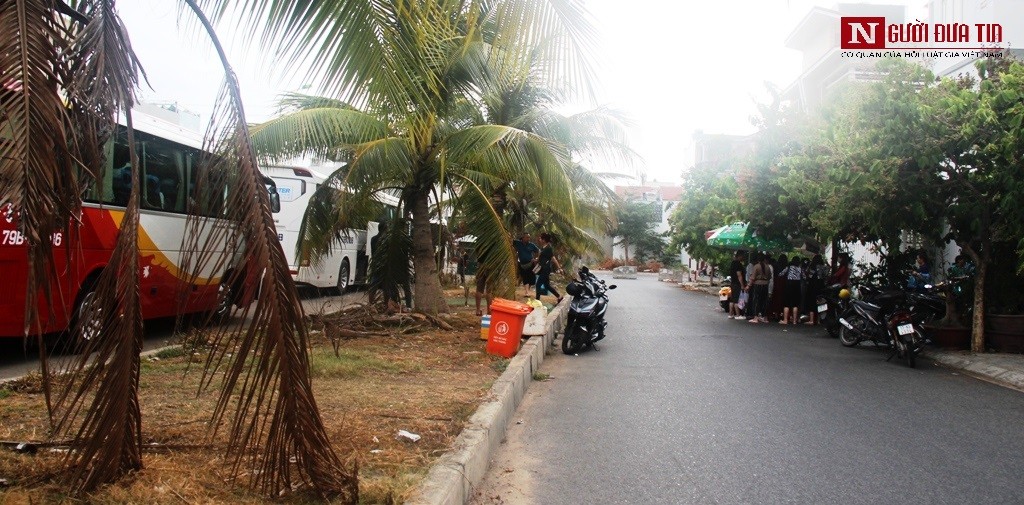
[{"x1": 116, "y1": 0, "x2": 929, "y2": 185}]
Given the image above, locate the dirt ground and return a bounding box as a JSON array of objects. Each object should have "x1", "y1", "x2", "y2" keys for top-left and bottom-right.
[{"x1": 0, "y1": 290, "x2": 522, "y2": 504}]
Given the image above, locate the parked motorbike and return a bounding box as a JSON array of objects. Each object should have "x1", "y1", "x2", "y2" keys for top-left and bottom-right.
[
  {"x1": 816, "y1": 283, "x2": 850, "y2": 338},
  {"x1": 562, "y1": 266, "x2": 616, "y2": 355},
  {"x1": 906, "y1": 285, "x2": 946, "y2": 326},
  {"x1": 837, "y1": 286, "x2": 924, "y2": 368},
  {"x1": 719, "y1": 277, "x2": 732, "y2": 311}
]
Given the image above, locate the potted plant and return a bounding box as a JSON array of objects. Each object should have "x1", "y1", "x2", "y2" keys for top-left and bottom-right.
[{"x1": 924, "y1": 280, "x2": 971, "y2": 350}]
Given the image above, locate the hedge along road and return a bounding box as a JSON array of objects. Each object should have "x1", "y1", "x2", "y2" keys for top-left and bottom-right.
[
  {"x1": 471, "y1": 272, "x2": 1024, "y2": 504},
  {"x1": 0, "y1": 287, "x2": 366, "y2": 381}
]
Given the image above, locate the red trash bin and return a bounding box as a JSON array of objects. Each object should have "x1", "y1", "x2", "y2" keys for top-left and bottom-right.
[{"x1": 485, "y1": 298, "x2": 533, "y2": 358}]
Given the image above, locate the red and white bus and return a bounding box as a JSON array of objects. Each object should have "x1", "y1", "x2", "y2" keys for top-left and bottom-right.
[{"x1": 0, "y1": 110, "x2": 274, "y2": 338}]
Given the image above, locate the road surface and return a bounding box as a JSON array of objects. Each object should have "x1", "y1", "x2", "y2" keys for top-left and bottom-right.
[{"x1": 472, "y1": 273, "x2": 1024, "y2": 504}]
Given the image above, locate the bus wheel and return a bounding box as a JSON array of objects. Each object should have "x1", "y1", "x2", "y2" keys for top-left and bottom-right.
[
  {"x1": 337, "y1": 259, "x2": 350, "y2": 294},
  {"x1": 70, "y1": 277, "x2": 103, "y2": 352},
  {"x1": 213, "y1": 281, "x2": 234, "y2": 323}
]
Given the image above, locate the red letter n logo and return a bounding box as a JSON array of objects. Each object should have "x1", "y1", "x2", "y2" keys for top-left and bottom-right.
[{"x1": 841, "y1": 17, "x2": 886, "y2": 49}]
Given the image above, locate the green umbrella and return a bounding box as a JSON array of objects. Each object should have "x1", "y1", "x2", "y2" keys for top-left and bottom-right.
[{"x1": 706, "y1": 222, "x2": 790, "y2": 253}]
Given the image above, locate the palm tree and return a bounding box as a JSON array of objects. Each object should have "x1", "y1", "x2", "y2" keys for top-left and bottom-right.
[
  {"x1": 467, "y1": 57, "x2": 636, "y2": 272},
  {"x1": 213, "y1": 0, "x2": 601, "y2": 314}
]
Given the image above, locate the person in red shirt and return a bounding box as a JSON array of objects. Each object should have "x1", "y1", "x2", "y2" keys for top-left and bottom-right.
[{"x1": 828, "y1": 253, "x2": 852, "y2": 288}]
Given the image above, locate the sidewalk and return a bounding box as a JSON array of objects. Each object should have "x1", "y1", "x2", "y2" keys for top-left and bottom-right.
[{"x1": 677, "y1": 280, "x2": 1024, "y2": 393}]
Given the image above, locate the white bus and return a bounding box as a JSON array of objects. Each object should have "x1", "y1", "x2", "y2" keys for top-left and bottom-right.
[{"x1": 261, "y1": 164, "x2": 399, "y2": 291}]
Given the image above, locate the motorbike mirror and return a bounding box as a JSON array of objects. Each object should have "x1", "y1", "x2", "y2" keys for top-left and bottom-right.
[{"x1": 608, "y1": 285, "x2": 617, "y2": 289}]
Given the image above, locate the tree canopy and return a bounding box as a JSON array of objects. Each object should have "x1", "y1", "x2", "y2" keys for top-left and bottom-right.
[{"x1": 669, "y1": 56, "x2": 1024, "y2": 351}]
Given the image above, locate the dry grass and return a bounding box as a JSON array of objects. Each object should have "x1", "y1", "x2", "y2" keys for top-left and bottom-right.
[{"x1": 0, "y1": 299, "x2": 502, "y2": 504}]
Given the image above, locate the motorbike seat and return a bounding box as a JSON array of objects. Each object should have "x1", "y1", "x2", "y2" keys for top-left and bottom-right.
[{"x1": 853, "y1": 299, "x2": 881, "y2": 313}]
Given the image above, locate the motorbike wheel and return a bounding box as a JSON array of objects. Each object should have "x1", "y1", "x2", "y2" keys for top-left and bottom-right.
[
  {"x1": 562, "y1": 324, "x2": 587, "y2": 355},
  {"x1": 901, "y1": 334, "x2": 917, "y2": 368},
  {"x1": 838, "y1": 315, "x2": 860, "y2": 347},
  {"x1": 824, "y1": 316, "x2": 840, "y2": 338}
]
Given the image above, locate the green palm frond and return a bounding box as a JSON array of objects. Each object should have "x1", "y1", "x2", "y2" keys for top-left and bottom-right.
[
  {"x1": 452, "y1": 173, "x2": 517, "y2": 299},
  {"x1": 249, "y1": 106, "x2": 389, "y2": 161},
  {"x1": 295, "y1": 160, "x2": 401, "y2": 267},
  {"x1": 367, "y1": 215, "x2": 413, "y2": 307},
  {"x1": 273, "y1": 91, "x2": 357, "y2": 113},
  {"x1": 536, "y1": 107, "x2": 642, "y2": 173},
  {"x1": 479, "y1": 0, "x2": 598, "y2": 100},
  {"x1": 446, "y1": 125, "x2": 574, "y2": 204},
  {"x1": 200, "y1": 0, "x2": 401, "y2": 106}
]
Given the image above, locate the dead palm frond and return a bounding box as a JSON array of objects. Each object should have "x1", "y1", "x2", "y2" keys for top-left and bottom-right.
[
  {"x1": 175, "y1": 1, "x2": 357, "y2": 499},
  {"x1": 0, "y1": 0, "x2": 76, "y2": 339},
  {"x1": 38, "y1": 0, "x2": 146, "y2": 493},
  {"x1": 51, "y1": 113, "x2": 144, "y2": 493}
]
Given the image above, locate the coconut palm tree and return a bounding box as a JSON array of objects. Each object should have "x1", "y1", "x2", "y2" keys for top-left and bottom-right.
[
  {"x1": 211, "y1": 0, "x2": 600, "y2": 314},
  {"x1": 467, "y1": 57, "x2": 636, "y2": 274}
]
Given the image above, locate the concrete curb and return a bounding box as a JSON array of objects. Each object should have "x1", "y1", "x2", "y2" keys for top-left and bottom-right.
[
  {"x1": 407, "y1": 300, "x2": 568, "y2": 505},
  {"x1": 923, "y1": 350, "x2": 1024, "y2": 392}
]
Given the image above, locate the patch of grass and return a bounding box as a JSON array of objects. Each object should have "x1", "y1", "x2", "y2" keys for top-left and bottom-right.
[
  {"x1": 532, "y1": 371, "x2": 550, "y2": 381},
  {"x1": 449, "y1": 401, "x2": 477, "y2": 424},
  {"x1": 309, "y1": 348, "x2": 414, "y2": 379},
  {"x1": 490, "y1": 358, "x2": 509, "y2": 373},
  {"x1": 359, "y1": 468, "x2": 427, "y2": 505},
  {"x1": 154, "y1": 346, "x2": 186, "y2": 360},
  {"x1": 139, "y1": 359, "x2": 191, "y2": 376},
  {"x1": 0, "y1": 388, "x2": 11, "y2": 400},
  {"x1": 445, "y1": 295, "x2": 473, "y2": 307}
]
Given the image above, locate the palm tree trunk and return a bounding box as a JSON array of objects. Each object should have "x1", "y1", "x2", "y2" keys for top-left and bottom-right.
[{"x1": 410, "y1": 190, "x2": 447, "y2": 313}]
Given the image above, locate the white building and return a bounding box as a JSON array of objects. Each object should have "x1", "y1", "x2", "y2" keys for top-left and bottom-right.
[
  {"x1": 611, "y1": 183, "x2": 684, "y2": 265},
  {"x1": 928, "y1": 0, "x2": 1024, "y2": 79},
  {"x1": 783, "y1": 3, "x2": 908, "y2": 112}
]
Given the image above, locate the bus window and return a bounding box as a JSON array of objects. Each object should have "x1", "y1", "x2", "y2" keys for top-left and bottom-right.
[
  {"x1": 83, "y1": 128, "x2": 194, "y2": 215},
  {"x1": 264, "y1": 176, "x2": 281, "y2": 213},
  {"x1": 140, "y1": 141, "x2": 186, "y2": 212},
  {"x1": 82, "y1": 131, "x2": 131, "y2": 206}
]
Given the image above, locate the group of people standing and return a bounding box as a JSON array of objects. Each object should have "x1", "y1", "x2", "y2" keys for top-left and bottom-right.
[
  {"x1": 473, "y1": 231, "x2": 563, "y2": 316},
  {"x1": 727, "y1": 250, "x2": 851, "y2": 324},
  {"x1": 513, "y1": 232, "x2": 564, "y2": 302}
]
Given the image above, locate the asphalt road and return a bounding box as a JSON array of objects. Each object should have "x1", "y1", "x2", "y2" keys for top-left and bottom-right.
[
  {"x1": 472, "y1": 273, "x2": 1024, "y2": 505},
  {"x1": 0, "y1": 287, "x2": 366, "y2": 381}
]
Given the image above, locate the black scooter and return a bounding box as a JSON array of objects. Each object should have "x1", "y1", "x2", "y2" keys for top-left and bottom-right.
[
  {"x1": 838, "y1": 287, "x2": 924, "y2": 368},
  {"x1": 816, "y1": 283, "x2": 850, "y2": 338},
  {"x1": 562, "y1": 266, "x2": 616, "y2": 355}
]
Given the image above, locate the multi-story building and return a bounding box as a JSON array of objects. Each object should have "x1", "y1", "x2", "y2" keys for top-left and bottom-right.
[
  {"x1": 927, "y1": 0, "x2": 1024, "y2": 78},
  {"x1": 783, "y1": 3, "x2": 907, "y2": 112}
]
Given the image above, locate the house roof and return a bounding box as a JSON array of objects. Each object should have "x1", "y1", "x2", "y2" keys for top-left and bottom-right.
[
  {"x1": 615, "y1": 185, "x2": 684, "y2": 202},
  {"x1": 785, "y1": 6, "x2": 840, "y2": 50}
]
